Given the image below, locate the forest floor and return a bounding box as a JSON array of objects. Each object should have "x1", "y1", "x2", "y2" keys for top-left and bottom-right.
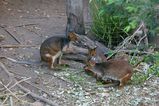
[{"x1": 0, "y1": 0, "x2": 158, "y2": 106}]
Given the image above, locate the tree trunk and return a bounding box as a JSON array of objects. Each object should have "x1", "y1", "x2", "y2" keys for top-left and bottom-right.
[{"x1": 66, "y1": 0, "x2": 85, "y2": 35}]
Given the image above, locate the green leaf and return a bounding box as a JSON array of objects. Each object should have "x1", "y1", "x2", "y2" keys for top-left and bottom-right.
[
  {"x1": 107, "y1": 0, "x2": 116, "y2": 5},
  {"x1": 124, "y1": 26, "x2": 131, "y2": 32},
  {"x1": 89, "y1": 0, "x2": 93, "y2": 3},
  {"x1": 129, "y1": 20, "x2": 137, "y2": 29},
  {"x1": 98, "y1": 9, "x2": 105, "y2": 16},
  {"x1": 125, "y1": 6, "x2": 138, "y2": 13}
]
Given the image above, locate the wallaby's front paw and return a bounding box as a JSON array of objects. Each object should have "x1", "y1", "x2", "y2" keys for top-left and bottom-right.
[
  {"x1": 50, "y1": 65, "x2": 54, "y2": 69},
  {"x1": 59, "y1": 60, "x2": 62, "y2": 64}
]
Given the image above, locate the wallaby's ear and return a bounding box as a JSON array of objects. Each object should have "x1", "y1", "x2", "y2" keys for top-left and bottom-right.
[
  {"x1": 88, "y1": 46, "x2": 97, "y2": 57},
  {"x1": 92, "y1": 46, "x2": 97, "y2": 51},
  {"x1": 68, "y1": 32, "x2": 78, "y2": 41}
]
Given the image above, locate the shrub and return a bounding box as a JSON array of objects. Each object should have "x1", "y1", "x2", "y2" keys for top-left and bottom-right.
[
  {"x1": 89, "y1": 0, "x2": 158, "y2": 48},
  {"x1": 131, "y1": 52, "x2": 159, "y2": 84}
]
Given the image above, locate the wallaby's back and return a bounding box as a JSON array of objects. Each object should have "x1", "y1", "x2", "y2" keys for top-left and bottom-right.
[
  {"x1": 40, "y1": 36, "x2": 68, "y2": 62},
  {"x1": 94, "y1": 59, "x2": 133, "y2": 81},
  {"x1": 88, "y1": 59, "x2": 133, "y2": 87}
]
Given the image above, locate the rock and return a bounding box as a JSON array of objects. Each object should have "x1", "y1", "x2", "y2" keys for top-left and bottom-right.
[{"x1": 0, "y1": 35, "x2": 5, "y2": 41}]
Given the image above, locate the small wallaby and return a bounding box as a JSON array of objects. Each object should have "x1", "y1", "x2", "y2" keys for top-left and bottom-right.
[
  {"x1": 40, "y1": 32, "x2": 78, "y2": 69},
  {"x1": 87, "y1": 46, "x2": 107, "y2": 63},
  {"x1": 84, "y1": 48, "x2": 133, "y2": 88}
]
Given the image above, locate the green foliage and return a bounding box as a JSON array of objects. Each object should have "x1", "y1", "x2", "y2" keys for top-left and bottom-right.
[
  {"x1": 131, "y1": 72, "x2": 147, "y2": 84},
  {"x1": 131, "y1": 52, "x2": 159, "y2": 84},
  {"x1": 89, "y1": 0, "x2": 158, "y2": 47},
  {"x1": 146, "y1": 52, "x2": 159, "y2": 77}
]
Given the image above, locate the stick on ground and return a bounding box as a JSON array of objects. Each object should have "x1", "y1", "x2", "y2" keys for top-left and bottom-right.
[
  {"x1": 0, "y1": 62, "x2": 58, "y2": 106},
  {"x1": 0, "y1": 44, "x2": 38, "y2": 48}
]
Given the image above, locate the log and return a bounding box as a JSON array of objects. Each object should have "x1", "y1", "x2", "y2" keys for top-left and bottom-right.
[{"x1": 63, "y1": 53, "x2": 87, "y2": 63}]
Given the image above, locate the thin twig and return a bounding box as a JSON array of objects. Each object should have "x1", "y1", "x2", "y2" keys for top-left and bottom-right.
[
  {"x1": 0, "y1": 62, "x2": 14, "y2": 77},
  {"x1": 117, "y1": 49, "x2": 153, "y2": 55},
  {"x1": 0, "y1": 62, "x2": 58, "y2": 106},
  {"x1": 0, "y1": 44, "x2": 38, "y2": 48},
  {"x1": 17, "y1": 84, "x2": 58, "y2": 106},
  {"x1": 0, "y1": 62, "x2": 13, "y2": 91},
  {"x1": 9, "y1": 96, "x2": 13, "y2": 106},
  {"x1": 0, "y1": 26, "x2": 21, "y2": 44},
  {"x1": 14, "y1": 75, "x2": 61, "y2": 100},
  {"x1": 15, "y1": 23, "x2": 38, "y2": 27},
  {"x1": 137, "y1": 35, "x2": 147, "y2": 47},
  {"x1": 0, "y1": 81, "x2": 21, "y2": 101},
  {"x1": 130, "y1": 22, "x2": 148, "y2": 63},
  {"x1": 0, "y1": 93, "x2": 13, "y2": 97},
  {"x1": 142, "y1": 22, "x2": 149, "y2": 46},
  {"x1": 8, "y1": 77, "x2": 31, "y2": 91},
  {"x1": 0, "y1": 80, "x2": 12, "y2": 92},
  {"x1": 1, "y1": 95, "x2": 9, "y2": 105},
  {"x1": 0, "y1": 56, "x2": 41, "y2": 65},
  {"x1": 107, "y1": 22, "x2": 144, "y2": 60}
]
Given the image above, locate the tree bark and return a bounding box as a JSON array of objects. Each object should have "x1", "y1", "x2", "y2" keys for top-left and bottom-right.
[{"x1": 66, "y1": 0, "x2": 85, "y2": 35}]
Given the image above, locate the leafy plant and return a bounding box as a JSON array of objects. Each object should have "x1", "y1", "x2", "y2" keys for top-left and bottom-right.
[
  {"x1": 89, "y1": 0, "x2": 158, "y2": 48},
  {"x1": 131, "y1": 52, "x2": 159, "y2": 84}
]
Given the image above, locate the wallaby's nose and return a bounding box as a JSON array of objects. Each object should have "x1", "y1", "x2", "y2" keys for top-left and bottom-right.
[{"x1": 91, "y1": 57, "x2": 96, "y2": 61}]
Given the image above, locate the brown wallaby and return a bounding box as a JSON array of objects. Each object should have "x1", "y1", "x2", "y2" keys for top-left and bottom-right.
[
  {"x1": 40, "y1": 32, "x2": 79, "y2": 69},
  {"x1": 87, "y1": 46, "x2": 107, "y2": 63},
  {"x1": 84, "y1": 48, "x2": 133, "y2": 88}
]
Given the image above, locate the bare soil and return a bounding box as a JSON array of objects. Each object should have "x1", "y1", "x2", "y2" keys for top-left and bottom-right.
[{"x1": 0, "y1": 0, "x2": 158, "y2": 106}]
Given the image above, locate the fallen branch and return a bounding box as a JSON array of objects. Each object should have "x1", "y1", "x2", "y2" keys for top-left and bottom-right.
[
  {"x1": 78, "y1": 35, "x2": 96, "y2": 48},
  {"x1": 0, "y1": 81, "x2": 21, "y2": 101},
  {"x1": 0, "y1": 26, "x2": 21, "y2": 44},
  {"x1": 9, "y1": 96, "x2": 13, "y2": 106},
  {"x1": 0, "y1": 56, "x2": 41, "y2": 65},
  {"x1": 137, "y1": 33, "x2": 147, "y2": 47},
  {"x1": 107, "y1": 22, "x2": 144, "y2": 59},
  {"x1": 63, "y1": 53, "x2": 87, "y2": 63},
  {"x1": 0, "y1": 63, "x2": 13, "y2": 91},
  {"x1": 0, "y1": 62, "x2": 58, "y2": 106},
  {"x1": 1, "y1": 95, "x2": 9, "y2": 105},
  {"x1": 8, "y1": 77, "x2": 31, "y2": 91},
  {"x1": 15, "y1": 23, "x2": 38, "y2": 27},
  {"x1": 117, "y1": 49, "x2": 153, "y2": 55},
  {"x1": 14, "y1": 76, "x2": 61, "y2": 100},
  {"x1": 0, "y1": 44, "x2": 38, "y2": 48},
  {"x1": 17, "y1": 84, "x2": 58, "y2": 106}
]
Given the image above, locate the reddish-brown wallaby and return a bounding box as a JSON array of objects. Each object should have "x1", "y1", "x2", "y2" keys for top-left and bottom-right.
[{"x1": 84, "y1": 47, "x2": 133, "y2": 88}]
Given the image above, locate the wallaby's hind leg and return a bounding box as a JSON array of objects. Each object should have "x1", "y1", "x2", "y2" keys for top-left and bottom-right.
[
  {"x1": 48, "y1": 59, "x2": 52, "y2": 69},
  {"x1": 43, "y1": 54, "x2": 56, "y2": 69},
  {"x1": 58, "y1": 52, "x2": 63, "y2": 64},
  {"x1": 51, "y1": 51, "x2": 62, "y2": 68},
  {"x1": 44, "y1": 53, "x2": 54, "y2": 69},
  {"x1": 119, "y1": 73, "x2": 132, "y2": 88},
  {"x1": 50, "y1": 56, "x2": 56, "y2": 69}
]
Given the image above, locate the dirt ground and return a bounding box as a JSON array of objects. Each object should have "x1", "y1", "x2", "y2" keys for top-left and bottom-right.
[{"x1": 0, "y1": 0, "x2": 159, "y2": 106}]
